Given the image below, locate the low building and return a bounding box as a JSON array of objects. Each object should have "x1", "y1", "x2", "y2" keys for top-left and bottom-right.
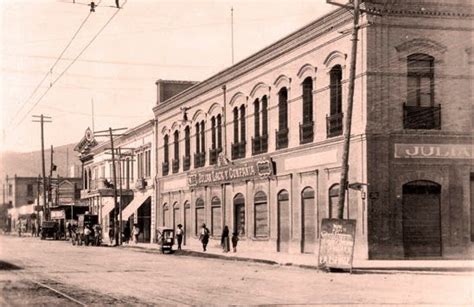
[{"x1": 153, "y1": 0, "x2": 473, "y2": 259}]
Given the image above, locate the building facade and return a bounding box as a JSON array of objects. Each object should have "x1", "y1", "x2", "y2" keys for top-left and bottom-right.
[
  {"x1": 76, "y1": 121, "x2": 156, "y2": 243},
  {"x1": 153, "y1": 0, "x2": 473, "y2": 259}
]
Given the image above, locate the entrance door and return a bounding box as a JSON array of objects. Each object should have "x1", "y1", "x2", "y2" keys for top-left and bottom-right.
[
  {"x1": 172, "y1": 203, "x2": 180, "y2": 231},
  {"x1": 137, "y1": 197, "x2": 151, "y2": 243},
  {"x1": 402, "y1": 181, "x2": 441, "y2": 257},
  {"x1": 302, "y1": 187, "x2": 315, "y2": 253},
  {"x1": 277, "y1": 190, "x2": 290, "y2": 252},
  {"x1": 234, "y1": 194, "x2": 245, "y2": 236},
  {"x1": 184, "y1": 202, "x2": 191, "y2": 245}
]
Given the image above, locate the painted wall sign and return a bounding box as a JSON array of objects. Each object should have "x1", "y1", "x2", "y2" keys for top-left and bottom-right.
[
  {"x1": 394, "y1": 144, "x2": 473, "y2": 159},
  {"x1": 51, "y1": 210, "x2": 65, "y2": 220},
  {"x1": 187, "y1": 158, "x2": 273, "y2": 187},
  {"x1": 318, "y1": 219, "x2": 356, "y2": 270}
]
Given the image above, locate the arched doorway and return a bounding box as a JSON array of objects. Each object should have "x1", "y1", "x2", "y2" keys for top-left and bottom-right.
[
  {"x1": 184, "y1": 202, "x2": 191, "y2": 245},
  {"x1": 195, "y1": 198, "x2": 205, "y2": 235},
  {"x1": 211, "y1": 197, "x2": 222, "y2": 236},
  {"x1": 302, "y1": 187, "x2": 315, "y2": 253},
  {"x1": 172, "y1": 202, "x2": 180, "y2": 230},
  {"x1": 233, "y1": 193, "x2": 245, "y2": 236},
  {"x1": 277, "y1": 190, "x2": 290, "y2": 252},
  {"x1": 402, "y1": 180, "x2": 441, "y2": 257}
]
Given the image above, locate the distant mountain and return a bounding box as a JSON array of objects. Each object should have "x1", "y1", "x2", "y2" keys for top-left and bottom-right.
[{"x1": 0, "y1": 143, "x2": 81, "y2": 181}]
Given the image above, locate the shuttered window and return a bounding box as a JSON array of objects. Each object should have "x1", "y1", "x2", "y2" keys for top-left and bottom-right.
[
  {"x1": 211, "y1": 197, "x2": 222, "y2": 236},
  {"x1": 254, "y1": 191, "x2": 268, "y2": 238},
  {"x1": 195, "y1": 198, "x2": 205, "y2": 236}
]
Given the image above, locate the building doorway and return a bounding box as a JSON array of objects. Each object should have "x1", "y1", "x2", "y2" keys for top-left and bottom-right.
[
  {"x1": 137, "y1": 197, "x2": 151, "y2": 243},
  {"x1": 402, "y1": 180, "x2": 441, "y2": 257},
  {"x1": 302, "y1": 187, "x2": 316, "y2": 253},
  {"x1": 277, "y1": 190, "x2": 290, "y2": 253},
  {"x1": 184, "y1": 202, "x2": 191, "y2": 245},
  {"x1": 234, "y1": 193, "x2": 245, "y2": 236}
]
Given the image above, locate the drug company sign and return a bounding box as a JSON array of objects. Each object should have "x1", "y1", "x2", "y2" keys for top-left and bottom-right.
[
  {"x1": 187, "y1": 158, "x2": 273, "y2": 187},
  {"x1": 394, "y1": 144, "x2": 473, "y2": 159}
]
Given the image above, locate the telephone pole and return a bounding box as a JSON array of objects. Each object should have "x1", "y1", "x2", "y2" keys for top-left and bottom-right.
[
  {"x1": 49, "y1": 145, "x2": 54, "y2": 206},
  {"x1": 32, "y1": 114, "x2": 52, "y2": 220}
]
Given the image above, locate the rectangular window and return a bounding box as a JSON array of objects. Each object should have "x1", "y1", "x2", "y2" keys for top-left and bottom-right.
[
  {"x1": 254, "y1": 203, "x2": 268, "y2": 237},
  {"x1": 254, "y1": 99, "x2": 260, "y2": 137},
  {"x1": 195, "y1": 207, "x2": 205, "y2": 236},
  {"x1": 211, "y1": 206, "x2": 222, "y2": 236}
]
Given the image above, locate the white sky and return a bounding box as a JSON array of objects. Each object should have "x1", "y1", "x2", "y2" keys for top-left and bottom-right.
[{"x1": 0, "y1": 0, "x2": 333, "y2": 152}]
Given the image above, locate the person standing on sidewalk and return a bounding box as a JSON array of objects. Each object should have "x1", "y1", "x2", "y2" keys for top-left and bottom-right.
[
  {"x1": 199, "y1": 223, "x2": 210, "y2": 252},
  {"x1": 221, "y1": 225, "x2": 230, "y2": 253},
  {"x1": 132, "y1": 224, "x2": 140, "y2": 244},
  {"x1": 231, "y1": 231, "x2": 239, "y2": 253},
  {"x1": 176, "y1": 224, "x2": 183, "y2": 250},
  {"x1": 31, "y1": 223, "x2": 36, "y2": 237}
]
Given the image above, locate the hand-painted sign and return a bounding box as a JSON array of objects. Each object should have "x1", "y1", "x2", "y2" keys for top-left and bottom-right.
[
  {"x1": 318, "y1": 219, "x2": 356, "y2": 270},
  {"x1": 51, "y1": 210, "x2": 66, "y2": 220},
  {"x1": 187, "y1": 158, "x2": 273, "y2": 187},
  {"x1": 394, "y1": 144, "x2": 472, "y2": 159}
]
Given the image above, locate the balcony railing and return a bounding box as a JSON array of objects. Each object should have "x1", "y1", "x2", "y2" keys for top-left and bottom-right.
[
  {"x1": 231, "y1": 141, "x2": 246, "y2": 160},
  {"x1": 326, "y1": 113, "x2": 343, "y2": 138},
  {"x1": 172, "y1": 159, "x2": 180, "y2": 173},
  {"x1": 403, "y1": 103, "x2": 441, "y2": 130},
  {"x1": 194, "y1": 152, "x2": 206, "y2": 168},
  {"x1": 183, "y1": 155, "x2": 191, "y2": 171},
  {"x1": 252, "y1": 134, "x2": 268, "y2": 155},
  {"x1": 275, "y1": 128, "x2": 288, "y2": 150},
  {"x1": 209, "y1": 148, "x2": 222, "y2": 165},
  {"x1": 299, "y1": 121, "x2": 314, "y2": 144},
  {"x1": 162, "y1": 161, "x2": 169, "y2": 176}
]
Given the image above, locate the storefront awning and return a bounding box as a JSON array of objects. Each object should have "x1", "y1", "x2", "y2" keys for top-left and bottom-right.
[
  {"x1": 121, "y1": 190, "x2": 152, "y2": 221},
  {"x1": 101, "y1": 200, "x2": 116, "y2": 218}
]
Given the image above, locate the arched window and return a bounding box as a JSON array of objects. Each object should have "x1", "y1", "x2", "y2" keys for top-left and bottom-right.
[
  {"x1": 327, "y1": 65, "x2": 343, "y2": 137},
  {"x1": 163, "y1": 203, "x2": 169, "y2": 227},
  {"x1": 216, "y1": 114, "x2": 222, "y2": 149},
  {"x1": 407, "y1": 53, "x2": 434, "y2": 107},
  {"x1": 254, "y1": 191, "x2": 268, "y2": 238},
  {"x1": 329, "y1": 184, "x2": 340, "y2": 219},
  {"x1": 276, "y1": 88, "x2": 289, "y2": 149},
  {"x1": 233, "y1": 107, "x2": 239, "y2": 143},
  {"x1": 262, "y1": 96, "x2": 268, "y2": 137},
  {"x1": 172, "y1": 131, "x2": 179, "y2": 173},
  {"x1": 200, "y1": 120, "x2": 205, "y2": 154},
  {"x1": 162, "y1": 135, "x2": 169, "y2": 176},
  {"x1": 239, "y1": 105, "x2": 246, "y2": 142},
  {"x1": 233, "y1": 193, "x2": 245, "y2": 235},
  {"x1": 254, "y1": 98, "x2": 260, "y2": 137},
  {"x1": 195, "y1": 122, "x2": 200, "y2": 155},
  {"x1": 300, "y1": 77, "x2": 314, "y2": 144},
  {"x1": 404, "y1": 53, "x2": 439, "y2": 130},
  {"x1": 184, "y1": 201, "x2": 191, "y2": 244},
  {"x1": 184, "y1": 126, "x2": 191, "y2": 171},
  {"x1": 195, "y1": 198, "x2": 205, "y2": 235},
  {"x1": 232, "y1": 106, "x2": 246, "y2": 159},
  {"x1": 194, "y1": 121, "x2": 205, "y2": 168},
  {"x1": 211, "y1": 197, "x2": 222, "y2": 236},
  {"x1": 211, "y1": 116, "x2": 216, "y2": 149}
]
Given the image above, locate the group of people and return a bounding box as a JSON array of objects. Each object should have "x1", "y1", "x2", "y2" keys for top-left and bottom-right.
[
  {"x1": 108, "y1": 223, "x2": 141, "y2": 245},
  {"x1": 177, "y1": 223, "x2": 238, "y2": 253}
]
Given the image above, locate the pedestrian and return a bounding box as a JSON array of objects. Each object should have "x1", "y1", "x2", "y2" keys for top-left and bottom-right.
[
  {"x1": 176, "y1": 224, "x2": 184, "y2": 250},
  {"x1": 67, "y1": 222, "x2": 72, "y2": 240},
  {"x1": 132, "y1": 224, "x2": 140, "y2": 244},
  {"x1": 123, "y1": 223, "x2": 131, "y2": 244},
  {"x1": 93, "y1": 224, "x2": 102, "y2": 246},
  {"x1": 231, "y1": 231, "x2": 239, "y2": 253},
  {"x1": 221, "y1": 225, "x2": 230, "y2": 253},
  {"x1": 199, "y1": 223, "x2": 210, "y2": 252},
  {"x1": 84, "y1": 224, "x2": 92, "y2": 246},
  {"x1": 18, "y1": 220, "x2": 22, "y2": 237},
  {"x1": 108, "y1": 225, "x2": 115, "y2": 245},
  {"x1": 31, "y1": 223, "x2": 36, "y2": 237}
]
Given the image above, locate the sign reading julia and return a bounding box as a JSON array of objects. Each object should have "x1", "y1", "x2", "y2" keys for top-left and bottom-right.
[
  {"x1": 318, "y1": 219, "x2": 356, "y2": 270},
  {"x1": 187, "y1": 158, "x2": 273, "y2": 187},
  {"x1": 394, "y1": 144, "x2": 472, "y2": 159}
]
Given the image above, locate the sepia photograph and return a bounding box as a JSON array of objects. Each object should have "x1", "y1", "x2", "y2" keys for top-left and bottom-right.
[{"x1": 0, "y1": 0, "x2": 472, "y2": 305}]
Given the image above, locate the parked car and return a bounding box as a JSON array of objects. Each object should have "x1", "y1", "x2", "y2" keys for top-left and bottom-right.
[{"x1": 41, "y1": 221, "x2": 60, "y2": 240}]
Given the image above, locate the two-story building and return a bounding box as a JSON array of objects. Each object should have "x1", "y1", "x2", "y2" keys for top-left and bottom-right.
[
  {"x1": 153, "y1": 0, "x2": 473, "y2": 259},
  {"x1": 75, "y1": 120, "x2": 156, "y2": 243}
]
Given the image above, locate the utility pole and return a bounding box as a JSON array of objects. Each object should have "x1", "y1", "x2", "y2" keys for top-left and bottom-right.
[
  {"x1": 94, "y1": 127, "x2": 127, "y2": 246},
  {"x1": 32, "y1": 114, "x2": 52, "y2": 220},
  {"x1": 326, "y1": 0, "x2": 361, "y2": 219},
  {"x1": 49, "y1": 145, "x2": 54, "y2": 206}
]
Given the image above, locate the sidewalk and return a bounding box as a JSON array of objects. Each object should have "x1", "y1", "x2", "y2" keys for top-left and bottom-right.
[{"x1": 120, "y1": 241, "x2": 474, "y2": 274}]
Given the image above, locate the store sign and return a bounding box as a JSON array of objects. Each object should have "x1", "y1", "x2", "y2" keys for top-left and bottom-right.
[
  {"x1": 187, "y1": 158, "x2": 273, "y2": 187},
  {"x1": 51, "y1": 210, "x2": 65, "y2": 220},
  {"x1": 394, "y1": 144, "x2": 472, "y2": 159},
  {"x1": 318, "y1": 219, "x2": 356, "y2": 270}
]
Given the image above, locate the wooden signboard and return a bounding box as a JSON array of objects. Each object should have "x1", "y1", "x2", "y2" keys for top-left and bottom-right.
[{"x1": 318, "y1": 219, "x2": 356, "y2": 271}]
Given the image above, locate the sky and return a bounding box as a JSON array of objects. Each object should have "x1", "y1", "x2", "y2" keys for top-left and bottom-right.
[{"x1": 0, "y1": 0, "x2": 334, "y2": 153}]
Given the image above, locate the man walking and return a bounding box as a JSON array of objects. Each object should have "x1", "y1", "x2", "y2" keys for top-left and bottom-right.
[{"x1": 176, "y1": 224, "x2": 184, "y2": 250}]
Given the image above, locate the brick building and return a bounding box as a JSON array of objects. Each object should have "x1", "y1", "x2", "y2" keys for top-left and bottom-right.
[{"x1": 152, "y1": 0, "x2": 473, "y2": 259}]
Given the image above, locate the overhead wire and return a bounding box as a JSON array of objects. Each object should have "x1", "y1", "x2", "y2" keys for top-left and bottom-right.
[{"x1": 14, "y1": 0, "x2": 128, "y2": 128}]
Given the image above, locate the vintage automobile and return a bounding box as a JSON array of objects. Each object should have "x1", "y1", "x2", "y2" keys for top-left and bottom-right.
[
  {"x1": 156, "y1": 227, "x2": 174, "y2": 253},
  {"x1": 72, "y1": 213, "x2": 100, "y2": 246},
  {"x1": 40, "y1": 221, "x2": 60, "y2": 240}
]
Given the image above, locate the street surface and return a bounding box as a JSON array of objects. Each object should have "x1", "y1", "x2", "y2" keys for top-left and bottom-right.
[{"x1": 0, "y1": 235, "x2": 472, "y2": 306}]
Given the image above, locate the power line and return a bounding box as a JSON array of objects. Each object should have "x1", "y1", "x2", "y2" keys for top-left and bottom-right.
[
  {"x1": 14, "y1": 0, "x2": 127, "y2": 128},
  {"x1": 9, "y1": 9, "x2": 94, "y2": 127}
]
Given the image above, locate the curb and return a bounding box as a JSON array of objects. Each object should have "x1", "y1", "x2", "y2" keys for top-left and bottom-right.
[{"x1": 118, "y1": 244, "x2": 474, "y2": 274}]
